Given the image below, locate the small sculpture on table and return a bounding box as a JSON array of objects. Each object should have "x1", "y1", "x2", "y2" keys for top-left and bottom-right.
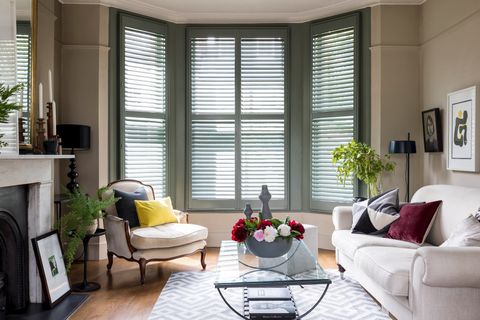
[
  {"x1": 259, "y1": 185, "x2": 272, "y2": 220},
  {"x1": 244, "y1": 204, "x2": 253, "y2": 219}
]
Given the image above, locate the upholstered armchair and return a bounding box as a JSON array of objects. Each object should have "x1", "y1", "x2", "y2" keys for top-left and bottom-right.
[{"x1": 102, "y1": 179, "x2": 208, "y2": 284}]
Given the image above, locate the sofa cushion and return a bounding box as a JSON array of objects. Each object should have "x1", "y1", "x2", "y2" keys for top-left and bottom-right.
[
  {"x1": 355, "y1": 246, "x2": 416, "y2": 297},
  {"x1": 386, "y1": 200, "x2": 442, "y2": 244},
  {"x1": 352, "y1": 189, "x2": 400, "y2": 235},
  {"x1": 332, "y1": 230, "x2": 420, "y2": 259},
  {"x1": 130, "y1": 223, "x2": 208, "y2": 250}
]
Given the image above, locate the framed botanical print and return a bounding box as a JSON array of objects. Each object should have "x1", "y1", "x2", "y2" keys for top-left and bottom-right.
[
  {"x1": 422, "y1": 108, "x2": 443, "y2": 152},
  {"x1": 31, "y1": 230, "x2": 71, "y2": 308},
  {"x1": 447, "y1": 86, "x2": 479, "y2": 172}
]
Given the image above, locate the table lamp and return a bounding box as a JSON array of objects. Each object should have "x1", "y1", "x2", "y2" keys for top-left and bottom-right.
[
  {"x1": 389, "y1": 132, "x2": 416, "y2": 202},
  {"x1": 57, "y1": 124, "x2": 91, "y2": 192}
]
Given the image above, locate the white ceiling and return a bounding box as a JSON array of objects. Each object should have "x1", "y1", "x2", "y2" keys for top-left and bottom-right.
[{"x1": 60, "y1": 0, "x2": 424, "y2": 23}]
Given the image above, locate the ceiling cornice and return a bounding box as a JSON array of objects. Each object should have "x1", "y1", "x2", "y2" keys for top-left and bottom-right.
[{"x1": 60, "y1": 0, "x2": 425, "y2": 23}]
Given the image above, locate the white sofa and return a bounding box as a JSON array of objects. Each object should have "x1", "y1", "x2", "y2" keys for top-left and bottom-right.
[{"x1": 332, "y1": 185, "x2": 480, "y2": 320}]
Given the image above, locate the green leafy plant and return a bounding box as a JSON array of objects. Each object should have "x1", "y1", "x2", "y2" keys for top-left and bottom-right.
[
  {"x1": 332, "y1": 139, "x2": 396, "y2": 197},
  {"x1": 59, "y1": 187, "x2": 118, "y2": 271},
  {"x1": 0, "y1": 83, "x2": 23, "y2": 148}
]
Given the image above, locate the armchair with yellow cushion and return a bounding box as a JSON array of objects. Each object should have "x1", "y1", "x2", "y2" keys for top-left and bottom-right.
[{"x1": 102, "y1": 179, "x2": 208, "y2": 284}]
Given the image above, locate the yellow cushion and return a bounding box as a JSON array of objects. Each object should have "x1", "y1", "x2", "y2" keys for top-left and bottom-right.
[{"x1": 134, "y1": 197, "x2": 178, "y2": 227}]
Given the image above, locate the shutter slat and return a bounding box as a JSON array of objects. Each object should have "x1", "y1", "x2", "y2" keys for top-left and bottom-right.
[
  {"x1": 241, "y1": 119, "x2": 285, "y2": 200},
  {"x1": 191, "y1": 38, "x2": 235, "y2": 115},
  {"x1": 191, "y1": 120, "x2": 235, "y2": 200},
  {"x1": 311, "y1": 26, "x2": 356, "y2": 204},
  {"x1": 122, "y1": 25, "x2": 167, "y2": 197},
  {"x1": 241, "y1": 38, "x2": 284, "y2": 115}
]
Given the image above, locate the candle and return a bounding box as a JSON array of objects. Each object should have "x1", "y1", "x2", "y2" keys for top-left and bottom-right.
[
  {"x1": 38, "y1": 83, "x2": 43, "y2": 118},
  {"x1": 48, "y1": 70, "x2": 53, "y2": 102},
  {"x1": 52, "y1": 101, "x2": 57, "y2": 135}
]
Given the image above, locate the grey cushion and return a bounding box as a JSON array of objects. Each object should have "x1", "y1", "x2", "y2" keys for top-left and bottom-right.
[
  {"x1": 352, "y1": 189, "x2": 400, "y2": 235},
  {"x1": 441, "y1": 214, "x2": 480, "y2": 247},
  {"x1": 114, "y1": 187, "x2": 148, "y2": 228}
]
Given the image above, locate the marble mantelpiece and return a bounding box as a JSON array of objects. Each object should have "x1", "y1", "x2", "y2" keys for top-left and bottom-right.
[{"x1": 0, "y1": 155, "x2": 73, "y2": 303}]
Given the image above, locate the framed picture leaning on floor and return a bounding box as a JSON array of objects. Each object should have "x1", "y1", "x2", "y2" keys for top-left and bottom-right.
[{"x1": 31, "y1": 230, "x2": 71, "y2": 308}]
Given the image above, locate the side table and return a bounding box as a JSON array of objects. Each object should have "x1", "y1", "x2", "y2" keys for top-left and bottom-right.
[{"x1": 71, "y1": 228, "x2": 106, "y2": 292}]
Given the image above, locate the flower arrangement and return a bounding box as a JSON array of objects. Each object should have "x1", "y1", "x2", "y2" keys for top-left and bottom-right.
[{"x1": 231, "y1": 217, "x2": 305, "y2": 244}]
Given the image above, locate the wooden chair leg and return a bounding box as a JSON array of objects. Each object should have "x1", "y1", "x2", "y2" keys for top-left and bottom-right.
[
  {"x1": 200, "y1": 248, "x2": 207, "y2": 270},
  {"x1": 338, "y1": 263, "x2": 345, "y2": 280},
  {"x1": 107, "y1": 251, "x2": 114, "y2": 270},
  {"x1": 139, "y1": 259, "x2": 147, "y2": 285}
]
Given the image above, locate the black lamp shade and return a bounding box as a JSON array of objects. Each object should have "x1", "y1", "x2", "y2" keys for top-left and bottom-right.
[
  {"x1": 57, "y1": 124, "x2": 91, "y2": 150},
  {"x1": 389, "y1": 140, "x2": 416, "y2": 154}
]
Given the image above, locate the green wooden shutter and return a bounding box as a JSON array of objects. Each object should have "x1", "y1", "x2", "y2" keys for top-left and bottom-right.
[
  {"x1": 120, "y1": 17, "x2": 167, "y2": 197},
  {"x1": 311, "y1": 21, "x2": 358, "y2": 211},
  {"x1": 240, "y1": 38, "x2": 286, "y2": 204},
  {"x1": 188, "y1": 30, "x2": 288, "y2": 210}
]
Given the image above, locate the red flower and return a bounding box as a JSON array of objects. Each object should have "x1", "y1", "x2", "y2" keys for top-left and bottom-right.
[
  {"x1": 231, "y1": 225, "x2": 248, "y2": 242},
  {"x1": 235, "y1": 218, "x2": 245, "y2": 226},
  {"x1": 257, "y1": 219, "x2": 273, "y2": 230},
  {"x1": 289, "y1": 220, "x2": 305, "y2": 239}
]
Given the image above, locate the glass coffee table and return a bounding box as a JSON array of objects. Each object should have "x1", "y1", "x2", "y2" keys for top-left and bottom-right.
[{"x1": 215, "y1": 240, "x2": 331, "y2": 319}]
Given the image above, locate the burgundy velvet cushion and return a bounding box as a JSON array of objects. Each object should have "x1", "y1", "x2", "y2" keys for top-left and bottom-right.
[{"x1": 386, "y1": 200, "x2": 442, "y2": 244}]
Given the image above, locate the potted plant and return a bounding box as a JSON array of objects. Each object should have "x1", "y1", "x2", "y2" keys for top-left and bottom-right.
[
  {"x1": 59, "y1": 187, "x2": 117, "y2": 271},
  {"x1": 231, "y1": 217, "x2": 305, "y2": 258},
  {"x1": 332, "y1": 139, "x2": 395, "y2": 197},
  {"x1": 0, "y1": 83, "x2": 23, "y2": 148}
]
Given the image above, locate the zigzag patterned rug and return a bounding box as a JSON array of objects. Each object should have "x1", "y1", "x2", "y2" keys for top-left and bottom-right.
[{"x1": 149, "y1": 270, "x2": 391, "y2": 319}]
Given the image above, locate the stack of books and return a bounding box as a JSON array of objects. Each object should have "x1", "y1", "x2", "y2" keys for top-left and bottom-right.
[{"x1": 247, "y1": 287, "x2": 296, "y2": 320}]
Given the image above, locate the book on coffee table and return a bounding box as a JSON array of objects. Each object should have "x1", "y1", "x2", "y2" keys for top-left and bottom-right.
[
  {"x1": 248, "y1": 300, "x2": 296, "y2": 320},
  {"x1": 247, "y1": 287, "x2": 291, "y2": 301}
]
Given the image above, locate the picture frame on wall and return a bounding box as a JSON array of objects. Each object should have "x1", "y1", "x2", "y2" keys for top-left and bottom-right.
[
  {"x1": 422, "y1": 108, "x2": 443, "y2": 152},
  {"x1": 447, "y1": 86, "x2": 479, "y2": 172},
  {"x1": 31, "y1": 230, "x2": 71, "y2": 308}
]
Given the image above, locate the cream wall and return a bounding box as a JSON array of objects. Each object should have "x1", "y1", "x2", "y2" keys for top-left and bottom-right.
[
  {"x1": 60, "y1": 4, "x2": 109, "y2": 197},
  {"x1": 60, "y1": 4, "x2": 110, "y2": 259},
  {"x1": 420, "y1": 0, "x2": 480, "y2": 187},
  {"x1": 370, "y1": 5, "x2": 422, "y2": 201}
]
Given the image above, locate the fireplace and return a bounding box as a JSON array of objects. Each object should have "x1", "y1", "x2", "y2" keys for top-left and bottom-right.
[{"x1": 0, "y1": 185, "x2": 29, "y2": 314}]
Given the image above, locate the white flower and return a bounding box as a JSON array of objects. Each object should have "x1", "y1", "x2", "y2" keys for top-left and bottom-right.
[
  {"x1": 263, "y1": 225, "x2": 278, "y2": 243},
  {"x1": 278, "y1": 224, "x2": 291, "y2": 237}
]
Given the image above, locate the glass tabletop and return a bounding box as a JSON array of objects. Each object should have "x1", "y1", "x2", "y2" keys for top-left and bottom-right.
[{"x1": 214, "y1": 240, "x2": 331, "y2": 288}]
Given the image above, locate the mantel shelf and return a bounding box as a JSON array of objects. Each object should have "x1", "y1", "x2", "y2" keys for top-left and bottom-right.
[{"x1": 0, "y1": 154, "x2": 74, "y2": 160}]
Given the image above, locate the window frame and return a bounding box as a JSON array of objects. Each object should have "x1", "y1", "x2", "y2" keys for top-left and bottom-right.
[
  {"x1": 186, "y1": 27, "x2": 290, "y2": 211},
  {"x1": 117, "y1": 13, "x2": 170, "y2": 197},
  {"x1": 309, "y1": 13, "x2": 365, "y2": 212}
]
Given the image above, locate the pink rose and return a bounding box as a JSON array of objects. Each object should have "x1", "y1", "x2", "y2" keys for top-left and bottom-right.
[{"x1": 253, "y1": 229, "x2": 265, "y2": 242}]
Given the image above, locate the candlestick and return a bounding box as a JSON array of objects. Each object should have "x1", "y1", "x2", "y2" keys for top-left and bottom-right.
[
  {"x1": 46, "y1": 102, "x2": 52, "y2": 138},
  {"x1": 34, "y1": 118, "x2": 46, "y2": 154},
  {"x1": 52, "y1": 101, "x2": 57, "y2": 136},
  {"x1": 38, "y1": 83, "x2": 43, "y2": 118},
  {"x1": 48, "y1": 70, "x2": 53, "y2": 102}
]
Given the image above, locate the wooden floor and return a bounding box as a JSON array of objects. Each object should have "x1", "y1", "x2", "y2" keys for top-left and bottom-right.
[{"x1": 68, "y1": 248, "x2": 336, "y2": 320}]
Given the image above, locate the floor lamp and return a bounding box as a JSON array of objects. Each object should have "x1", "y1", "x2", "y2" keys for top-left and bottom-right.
[
  {"x1": 56, "y1": 124, "x2": 91, "y2": 193},
  {"x1": 389, "y1": 132, "x2": 416, "y2": 202}
]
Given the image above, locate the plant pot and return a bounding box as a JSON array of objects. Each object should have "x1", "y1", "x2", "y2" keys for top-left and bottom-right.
[
  {"x1": 85, "y1": 220, "x2": 98, "y2": 235},
  {"x1": 245, "y1": 237, "x2": 292, "y2": 258}
]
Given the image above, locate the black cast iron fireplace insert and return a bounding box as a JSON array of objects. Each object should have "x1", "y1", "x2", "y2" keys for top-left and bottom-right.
[{"x1": 0, "y1": 186, "x2": 29, "y2": 315}]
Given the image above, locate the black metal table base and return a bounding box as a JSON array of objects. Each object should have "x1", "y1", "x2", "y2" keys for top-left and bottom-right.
[
  {"x1": 71, "y1": 229, "x2": 105, "y2": 293},
  {"x1": 71, "y1": 281, "x2": 101, "y2": 292}
]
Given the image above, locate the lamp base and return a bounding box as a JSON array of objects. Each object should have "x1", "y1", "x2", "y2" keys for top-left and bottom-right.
[{"x1": 67, "y1": 157, "x2": 79, "y2": 193}]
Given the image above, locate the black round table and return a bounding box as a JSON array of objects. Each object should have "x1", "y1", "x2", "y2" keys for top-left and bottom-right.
[{"x1": 71, "y1": 228, "x2": 106, "y2": 292}]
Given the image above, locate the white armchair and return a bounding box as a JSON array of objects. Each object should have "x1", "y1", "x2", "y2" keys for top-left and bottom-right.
[{"x1": 102, "y1": 179, "x2": 208, "y2": 284}]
